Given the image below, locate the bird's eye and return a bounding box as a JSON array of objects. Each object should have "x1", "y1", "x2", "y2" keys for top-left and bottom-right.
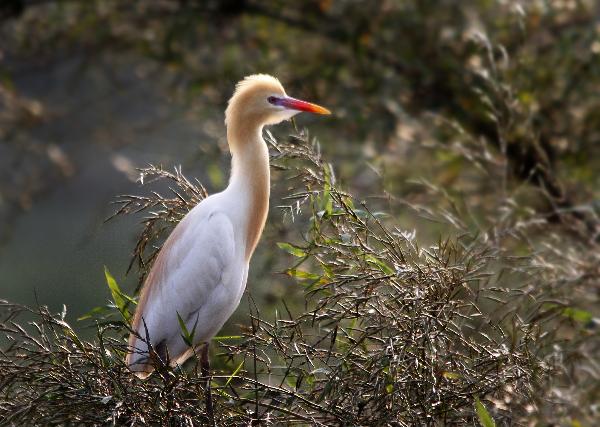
[{"x1": 267, "y1": 96, "x2": 280, "y2": 106}]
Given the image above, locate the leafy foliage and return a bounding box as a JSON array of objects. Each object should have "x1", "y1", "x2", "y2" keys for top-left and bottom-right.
[{"x1": 1, "y1": 132, "x2": 598, "y2": 425}]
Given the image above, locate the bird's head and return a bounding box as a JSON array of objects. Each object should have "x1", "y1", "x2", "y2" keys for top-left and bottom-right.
[{"x1": 225, "y1": 74, "x2": 330, "y2": 130}]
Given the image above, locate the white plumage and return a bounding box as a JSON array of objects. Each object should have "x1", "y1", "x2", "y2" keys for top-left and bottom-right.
[
  {"x1": 128, "y1": 199, "x2": 245, "y2": 370},
  {"x1": 126, "y1": 74, "x2": 330, "y2": 377}
]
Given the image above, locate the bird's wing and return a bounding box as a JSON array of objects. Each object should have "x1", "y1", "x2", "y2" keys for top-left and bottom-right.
[{"x1": 127, "y1": 206, "x2": 242, "y2": 375}]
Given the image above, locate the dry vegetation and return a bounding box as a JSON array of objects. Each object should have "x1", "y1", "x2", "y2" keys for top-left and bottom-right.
[
  {"x1": 1, "y1": 1, "x2": 600, "y2": 425},
  {"x1": 1, "y1": 130, "x2": 599, "y2": 425}
]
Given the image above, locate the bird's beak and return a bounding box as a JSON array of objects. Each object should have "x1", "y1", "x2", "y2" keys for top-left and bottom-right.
[{"x1": 278, "y1": 96, "x2": 331, "y2": 115}]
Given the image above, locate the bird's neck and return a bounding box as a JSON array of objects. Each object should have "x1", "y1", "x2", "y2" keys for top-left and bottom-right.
[{"x1": 227, "y1": 123, "x2": 270, "y2": 261}]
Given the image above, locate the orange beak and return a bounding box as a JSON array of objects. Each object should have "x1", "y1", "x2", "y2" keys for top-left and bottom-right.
[{"x1": 269, "y1": 96, "x2": 331, "y2": 115}]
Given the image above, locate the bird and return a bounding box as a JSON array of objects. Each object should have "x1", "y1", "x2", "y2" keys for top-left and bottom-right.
[{"x1": 126, "y1": 74, "x2": 331, "y2": 379}]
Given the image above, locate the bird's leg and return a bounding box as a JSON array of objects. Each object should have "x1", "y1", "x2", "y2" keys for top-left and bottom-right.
[{"x1": 201, "y1": 343, "x2": 215, "y2": 426}]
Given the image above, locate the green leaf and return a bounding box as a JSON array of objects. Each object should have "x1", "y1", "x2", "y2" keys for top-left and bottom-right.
[
  {"x1": 322, "y1": 165, "x2": 334, "y2": 216},
  {"x1": 286, "y1": 268, "x2": 320, "y2": 280},
  {"x1": 322, "y1": 187, "x2": 333, "y2": 216},
  {"x1": 212, "y1": 335, "x2": 243, "y2": 340},
  {"x1": 176, "y1": 312, "x2": 190, "y2": 344},
  {"x1": 385, "y1": 384, "x2": 394, "y2": 393},
  {"x1": 77, "y1": 305, "x2": 110, "y2": 321},
  {"x1": 225, "y1": 361, "x2": 244, "y2": 386},
  {"x1": 104, "y1": 266, "x2": 133, "y2": 322},
  {"x1": 321, "y1": 264, "x2": 334, "y2": 279},
  {"x1": 277, "y1": 242, "x2": 307, "y2": 257},
  {"x1": 562, "y1": 307, "x2": 593, "y2": 324},
  {"x1": 365, "y1": 255, "x2": 395, "y2": 275},
  {"x1": 176, "y1": 312, "x2": 198, "y2": 347},
  {"x1": 343, "y1": 196, "x2": 355, "y2": 209},
  {"x1": 105, "y1": 266, "x2": 124, "y2": 310},
  {"x1": 442, "y1": 371, "x2": 460, "y2": 380},
  {"x1": 474, "y1": 397, "x2": 496, "y2": 427}
]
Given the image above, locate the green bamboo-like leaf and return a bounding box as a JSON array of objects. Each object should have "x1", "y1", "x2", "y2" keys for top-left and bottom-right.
[
  {"x1": 562, "y1": 307, "x2": 593, "y2": 324},
  {"x1": 475, "y1": 397, "x2": 496, "y2": 427},
  {"x1": 104, "y1": 266, "x2": 132, "y2": 322},
  {"x1": 77, "y1": 305, "x2": 110, "y2": 321},
  {"x1": 322, "y1": 165, "x2": 334, "y2": 216},
  {"x1": 105, "y1": 267, "x2": 124, "y2": 310},
  {"x1": 212, "y1": 335, "x2": 243, "y2": 340},
  {"x1": 176, "y1": 312, "x2": 192, "y2": 346},
  {"x1": 365, "y1": 255, "x2": 395, "y2": 275},
  {"x1": 225, "y1": 361, "x2": 244, "y2": 387},
  {"x1": 286, "y1": 268, "x2": 320, "y2": 280},
  {"x1": 323, "y1": 188, "x2": 333, "y2": 216},
  {"x1": 321, "y1": 264, "x2": 334, "y2": 279},
  {"x1": 177, "y1": 312, "x2": 198, "y2": 347},
  {"x1": 277, "y1": 242, "x2": 307, "y2": 257}
]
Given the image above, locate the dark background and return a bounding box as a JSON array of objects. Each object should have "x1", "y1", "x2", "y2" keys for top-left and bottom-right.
[{"x1": 1, "y1": 0, "x2": 599, "y2": 333}]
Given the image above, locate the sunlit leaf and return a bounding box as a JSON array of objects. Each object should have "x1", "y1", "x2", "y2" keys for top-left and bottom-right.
[
  {"x1": 104, "y1": 266, "x2": 133, "y2": 322},
  {"x1": 77, "y1": 305, "x2": 110, "y2": 321},
  {"x1": 225, "y1": 361, "x2": 244, "y2": 386},
  {"x1": 277, "y1": 242, "x2": 307, "y2": 257},
  {"x1": 286, "y1": 268, "x2": 320, "y2": 280},
  {"x1": 212, "y1": 335, "x2": 243, "y2": 340},
  {"x1": 443, "y1": 371, "x2": 460, "y2": 380}
]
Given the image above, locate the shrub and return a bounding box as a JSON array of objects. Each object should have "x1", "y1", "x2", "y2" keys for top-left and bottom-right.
[{"x1": 2, "y1": 131, "x2": 597, "y2": 425}]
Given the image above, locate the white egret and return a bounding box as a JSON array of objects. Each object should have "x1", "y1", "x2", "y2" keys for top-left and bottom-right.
[{"x1": 126, "y1": 74, "x2": 330, "y2": 380}]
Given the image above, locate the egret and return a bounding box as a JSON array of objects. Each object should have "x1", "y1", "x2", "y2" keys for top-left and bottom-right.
[{"x1": 126, "y1": 75, "x2": 330, "y2": 381}]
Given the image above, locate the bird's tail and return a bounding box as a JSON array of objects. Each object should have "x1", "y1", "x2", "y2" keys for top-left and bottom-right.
[{"x1": 126, "y1": 333, "x2": 155, "y2": 379}]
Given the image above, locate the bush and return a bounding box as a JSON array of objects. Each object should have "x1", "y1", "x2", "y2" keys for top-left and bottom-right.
[{"x1": 1, "y1": 131, "x2": 598, "y2": 425}]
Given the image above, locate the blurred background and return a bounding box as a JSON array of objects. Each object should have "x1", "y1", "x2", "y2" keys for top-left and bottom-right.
[{"x1": 1, "y1": 0, "x2": 599, "y2": 332}]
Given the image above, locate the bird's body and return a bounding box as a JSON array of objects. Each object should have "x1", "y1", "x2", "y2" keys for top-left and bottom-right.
[
  {"x1": 126, "y1": 75, "x2": 329, "y2": 377},
  {"x1": 128, "y1": 193, "x2": 249, "y2": 370}
]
